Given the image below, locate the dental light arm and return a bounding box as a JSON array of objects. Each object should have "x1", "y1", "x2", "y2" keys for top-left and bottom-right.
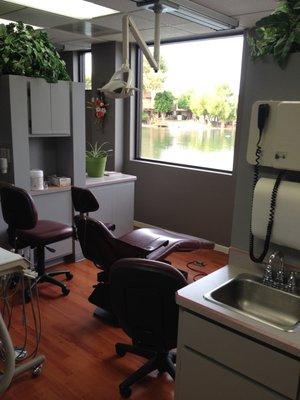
[{"x1": 100, "y1": 7, "x2": 162, "y2": 99}]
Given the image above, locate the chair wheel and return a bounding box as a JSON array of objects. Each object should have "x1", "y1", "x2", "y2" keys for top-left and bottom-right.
[
  {"x1": 66, "y1": 272, "x2": 73, "y2": 281},
  {"x1": 24, "y1": 289, "x2": 31, "y2": 303},
  {"x1": 120, "y1": 386, "x2": 131, "y2": 398},
  {"x1": 115, "y1": 344, "x2": 126, "y2": 357},
  {"x1": 62, "y1": 287, "x2": 70, "y2": 296},
  {"x1": 32, "y1": 365, "x2": 43, "y2": 378}
]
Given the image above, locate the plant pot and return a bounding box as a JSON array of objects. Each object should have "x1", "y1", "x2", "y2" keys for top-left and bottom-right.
[{"x1": 86, "y1": 156, "x2": 107, "y2": 178}]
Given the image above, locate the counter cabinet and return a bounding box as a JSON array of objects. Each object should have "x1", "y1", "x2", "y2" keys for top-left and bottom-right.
[{"x1": 175, "y1": 309, "x2": 300, "y2": 400}]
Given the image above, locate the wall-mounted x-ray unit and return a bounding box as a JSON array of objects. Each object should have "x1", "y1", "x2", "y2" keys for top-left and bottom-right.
[{"x1": 247, "y1": 101, "x2": 300, "y2": 172}]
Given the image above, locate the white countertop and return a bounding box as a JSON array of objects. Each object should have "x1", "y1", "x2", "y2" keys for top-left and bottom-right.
[
  {"x1": 86, "y1": 173, "x2": 136, "y2": 188},
  {"x1": 176, "y1": 251, "x2": 300, "y2": 358}
]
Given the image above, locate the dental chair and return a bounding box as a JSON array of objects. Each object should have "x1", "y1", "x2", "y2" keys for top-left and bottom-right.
[{"x1": 71, "y1": 186, "x2": 214, "y2": 316}]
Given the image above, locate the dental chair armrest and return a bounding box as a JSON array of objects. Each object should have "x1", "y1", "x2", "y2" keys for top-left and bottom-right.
[{"x1": 117, "y1": 236, "x2": 169, "y2": 256}]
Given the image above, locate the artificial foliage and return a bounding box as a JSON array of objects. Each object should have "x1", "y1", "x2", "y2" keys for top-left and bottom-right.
[
  {"x1": 248, "y1": 0, "x2": 300, "y2": 68},
  {"x1": 0, "y1": 21, "x2": 69, "y2": 82}
]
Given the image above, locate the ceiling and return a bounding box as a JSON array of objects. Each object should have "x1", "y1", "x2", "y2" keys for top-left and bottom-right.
[{"x1": 0, "y1": 0, "x2": 277, "y2": 50}]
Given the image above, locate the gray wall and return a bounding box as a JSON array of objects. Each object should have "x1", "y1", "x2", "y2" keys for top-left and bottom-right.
[
  {"x1": 90, "y1": 42, "x2": 124, "y2": 172},
  {"x1": 230, "y1": 48, "x2": 300, "y2": 264},
  {"x1": 60, "y1": 51, "x2": 79, "y2": 82}
]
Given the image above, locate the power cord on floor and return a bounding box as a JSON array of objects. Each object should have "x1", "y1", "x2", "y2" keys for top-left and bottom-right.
[{"x1": 186, "y1": 260, "x2": 208, "y2": 281}]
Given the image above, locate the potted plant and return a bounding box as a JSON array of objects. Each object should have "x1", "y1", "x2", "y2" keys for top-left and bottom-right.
[
  {"x1": 86, "y1": 142, "x2": 113, "y2": 178},
  {"x1": 0, "y1": 21, "x2": 69, "y2": 82},
  {"x1": 248, "y1": 0, "x2": 300, "y2": 69}
]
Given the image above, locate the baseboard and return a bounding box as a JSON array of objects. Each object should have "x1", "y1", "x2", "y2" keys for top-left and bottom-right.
[{"x1": 133, "y1": 220, "x2": 229, "y2": 254}]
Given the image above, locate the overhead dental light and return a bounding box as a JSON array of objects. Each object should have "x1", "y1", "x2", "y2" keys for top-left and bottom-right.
[
  {"x1": 100, "y1": 5, "x2": 162, "y2": 99},
  {"x1": 132, "y1": 0, "x2": 239, "y2": 31}
]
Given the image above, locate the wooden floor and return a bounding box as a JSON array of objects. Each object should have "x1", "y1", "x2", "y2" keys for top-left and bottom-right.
[{"x1": 2, "y1": 249, "x2": 228, "y2": 400}]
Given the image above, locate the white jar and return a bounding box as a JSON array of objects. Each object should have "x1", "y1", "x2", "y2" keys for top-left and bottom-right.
[{"x1": 30, "y1": 169, "x2": 44, "y2": 190}]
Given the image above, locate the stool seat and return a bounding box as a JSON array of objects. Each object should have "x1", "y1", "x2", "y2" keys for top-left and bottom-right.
[{"x1": 17, "y1": 220, "x2": 73, "y2": 247}]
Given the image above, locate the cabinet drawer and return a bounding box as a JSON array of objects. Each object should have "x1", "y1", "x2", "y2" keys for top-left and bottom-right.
[
  {"x1": 176, "y1": 347, "x2": 286, "y2": 400},
  {"x1": 180, "y1": 310, "x2": 300, "y2": 399}
]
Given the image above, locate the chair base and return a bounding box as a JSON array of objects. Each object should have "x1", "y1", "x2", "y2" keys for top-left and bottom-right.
[
  {"x1": 93, "y1": 307, "x2": 119, "y2": 326},
  {"x1": 25, "y1": 270, "x2": 73, "y2": 302},
  {"x1": 115, "y1": 343, "x2": 176, "y2": 398}
]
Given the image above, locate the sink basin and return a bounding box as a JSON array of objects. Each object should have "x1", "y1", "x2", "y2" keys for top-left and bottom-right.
[{"x1": 204, "y1": 274, "x2": 300, "y2": 332}]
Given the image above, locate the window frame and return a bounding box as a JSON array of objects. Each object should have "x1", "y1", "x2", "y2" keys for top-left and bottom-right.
[
  {"x1": 78, "y1": 50, "x2": 92, "y2": 89},
  {"x1": 134, "y1": 31, "x2": 244, "y2": 174}
]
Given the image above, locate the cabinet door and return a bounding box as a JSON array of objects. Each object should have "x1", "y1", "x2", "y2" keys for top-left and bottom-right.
[
  {"x1": 89, "y1": 182, "x2": 134, "y2": 238},
  {"x1": 33, "y1": 191, "x2": 73, "y2": 262},
  {"x1": 50, "y1": 81, "x2": 71, "y2": 135},
  {"x1": 29, "y1": 79, "x2": 52, "y2": 135},
  {"x1": 176, "y1": 347, "x2": 286, "y2": 400}
]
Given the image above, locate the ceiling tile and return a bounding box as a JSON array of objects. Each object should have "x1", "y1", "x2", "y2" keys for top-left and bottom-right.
[
  {"x1": 133, "y1": 9, "x2": 194, "y2": 27},
  {"x1": 43, "y1": 28, "x2": 86, "y2": 43},
  {"x1": 187, "y1": 0, "x2": 277, "y2": 17},
  {"x1": 88, "y1": 0, "x2": 137, "y2": 13},
  {"x1": 0, "y1": 1, "x2": 24, "y2": 15},
  {"x1": 54, "y1": 21, "x2": 119, "y2": 37},
  {"x1": 92, "y1": 11, "x2": 154, "y2": 30},
  {"x1": 174, "y1": 22, "x2": 213, "y2": 35},
  {"x1": 236, "y1": 10, "x2": 273, "y2": 28},
  {"x1": 3, "y1": 8, "x2": 77, "y2": 28}
]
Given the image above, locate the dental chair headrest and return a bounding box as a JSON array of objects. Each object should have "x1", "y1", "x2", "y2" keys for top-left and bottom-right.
[{"x1": 71, "y1": 186, "x2": 99, "y2": 214}]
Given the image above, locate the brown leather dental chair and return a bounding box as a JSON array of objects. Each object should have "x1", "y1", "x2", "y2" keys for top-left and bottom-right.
[
  {"x1": 0, "y1": 185, "x2": 73, "y2": 301},
  {"x1": 71, "y1": 186, "x2": 214, "y2": 315}
]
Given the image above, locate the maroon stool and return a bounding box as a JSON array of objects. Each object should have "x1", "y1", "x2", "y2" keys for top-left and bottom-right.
[{"x1": 0, "y1": 186, "x2": 73, "y2": 300}]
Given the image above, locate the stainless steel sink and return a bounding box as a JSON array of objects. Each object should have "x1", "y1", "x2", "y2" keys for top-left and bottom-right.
[{"x1": 204, "y1": 274, "x2": 300, "y2": 332}]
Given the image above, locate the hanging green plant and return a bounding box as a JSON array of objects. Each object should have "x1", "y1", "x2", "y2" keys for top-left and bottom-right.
[
  {"x1": 0, "y1": 21, "x2": 69, "y2": 83},
  {"x1": 248, "y1": 0, "x2": 300, "y2": 69}
]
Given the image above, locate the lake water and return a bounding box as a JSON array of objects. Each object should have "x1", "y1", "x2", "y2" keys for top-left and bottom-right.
[{"x1": 140, "y1": 121, "x2": 236, "y2": 171}]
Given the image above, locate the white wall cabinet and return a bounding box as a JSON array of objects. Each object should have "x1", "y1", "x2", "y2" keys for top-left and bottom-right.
[{"x1": 29, "y1": 79, "x2": 71, "y2": 136}]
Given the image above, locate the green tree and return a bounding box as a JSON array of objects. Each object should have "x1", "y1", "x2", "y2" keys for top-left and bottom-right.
[
  {"x1": 143, "y1": 55, "x2": 168, "y2": 92},
  {"x1": 154, "y1": 91, "x2": 175, "y2": 115},
  {"x1": 207, "y1": 84, "x2": 237, "y2": 124},
  {"x1": 178, "y1": 93, "x2": 191, "y2": 110},
  {"x1": 190, "y1": 95, "x2": 209, "y2": 119}
]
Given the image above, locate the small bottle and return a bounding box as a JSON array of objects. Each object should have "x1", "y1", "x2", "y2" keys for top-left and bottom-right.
[{"x1": 30, "y1": 170, "x2": 44, "y2": 190}]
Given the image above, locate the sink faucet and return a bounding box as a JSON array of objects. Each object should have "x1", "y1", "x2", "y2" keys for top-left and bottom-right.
[{"x1": 263, "y1": 251, "x2": 297, "y2": 293}]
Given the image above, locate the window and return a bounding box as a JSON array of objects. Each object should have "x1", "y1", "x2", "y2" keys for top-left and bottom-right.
[
  {"x1": 136, "y1": 35, "x2": 244, "y2": 172},
  {"x1": 84, "y1": 51, "x2": 92, "y2": 90}
]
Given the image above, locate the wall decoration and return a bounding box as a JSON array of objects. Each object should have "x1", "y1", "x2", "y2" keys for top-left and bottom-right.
[{"x1": 87, "y1": 90, "x2": 109, "y2": 127}]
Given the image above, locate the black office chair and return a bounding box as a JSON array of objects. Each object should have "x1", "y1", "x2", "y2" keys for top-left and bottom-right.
[
  {"x1": 110, "y1": 258, "x2": 188, "y2": 398},
  {"x1": 0, "y1": 185, "x2": 73, "y2": 300}
]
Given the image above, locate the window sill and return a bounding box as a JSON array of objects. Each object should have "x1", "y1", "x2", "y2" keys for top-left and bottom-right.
[{"x1": 130, "y1": 157, "x2": 234, "y2": 177}]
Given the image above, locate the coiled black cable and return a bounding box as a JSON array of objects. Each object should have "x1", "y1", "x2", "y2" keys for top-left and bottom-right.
[{"x1": 249, "y1": 131, "x2": 286, "y2": 263}]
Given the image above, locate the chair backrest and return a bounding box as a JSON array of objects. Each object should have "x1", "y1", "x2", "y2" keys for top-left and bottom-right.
[
  {"x1": 0, "y1": 186, "x2": 38, "y2": 230},
  {"x1": 74, "y1": 215, "x2": 119, "y2": 271},
  {"x1": 110, "y1": 258, "x2": 187, "y2": 352},
  {"x1": 71, "y1": 186, "x2": 99, "y2": 215}
]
